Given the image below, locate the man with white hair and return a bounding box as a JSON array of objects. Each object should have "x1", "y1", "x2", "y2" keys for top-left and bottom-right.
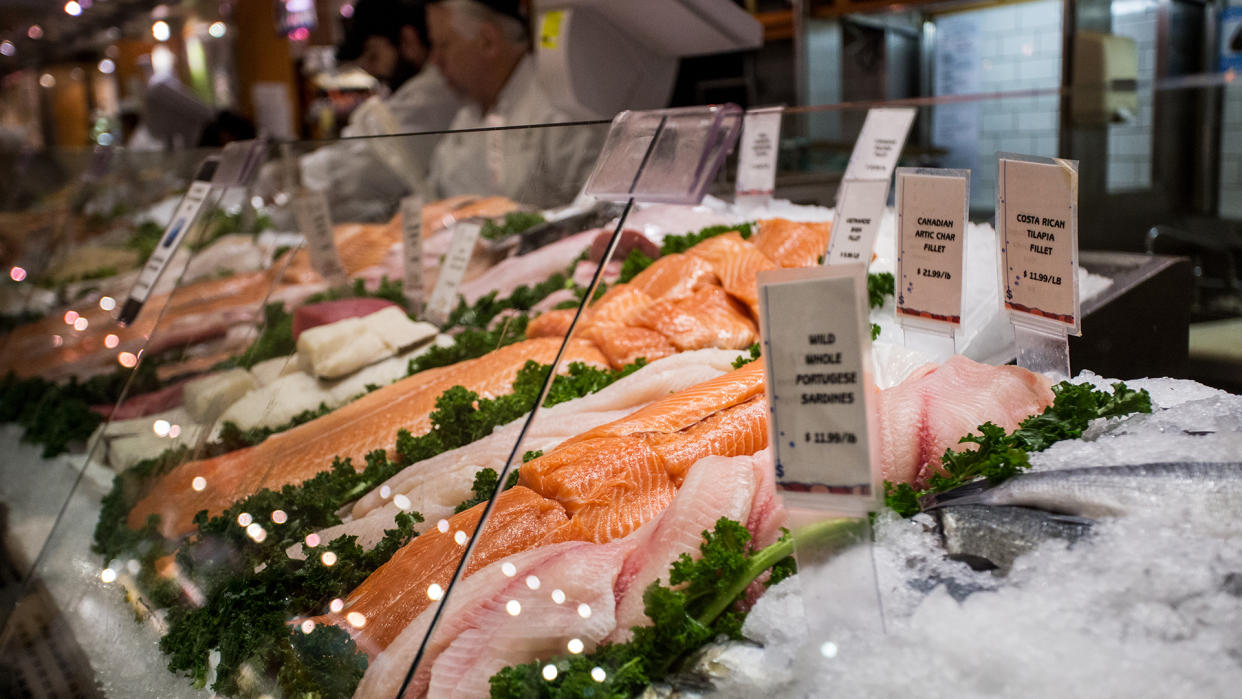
[{"x1": 424, "y1": 0, "x2": 605, "y2": 207}]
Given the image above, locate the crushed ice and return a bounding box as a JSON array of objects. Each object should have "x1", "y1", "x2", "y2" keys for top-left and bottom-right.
[{"x1": 712, "y1": 376, "x2": 1242, "y2": 698}]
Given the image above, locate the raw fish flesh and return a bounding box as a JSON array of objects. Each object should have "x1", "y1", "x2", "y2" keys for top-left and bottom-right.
[
  {"x1": 876, "y1": 355, "x2": 1055, "y2": 487},
  {"x1": 126, "y1": 338, "x2": 607, "y2": 538},
  {"x1": 633, "y1": 284, "x2": 757, "y2": 352},
  {"x1": 684, "y1": 232, "x2": 778, "y2": 317},
  {"x1": 292, "y1": 298, "x2": 396, "y2": 340},
  {"x1": 610, "y1": 451, "x2": 758, "y2": 638},
  {"x1": 752, "y1": 218, "x2": 831, "y2": 268},
  {"x1": 308, "y1": 485, "x2": 569, "y2": 656},
  {"x1": 628, "y1": 253, "x2": 720, "y2": 302}
]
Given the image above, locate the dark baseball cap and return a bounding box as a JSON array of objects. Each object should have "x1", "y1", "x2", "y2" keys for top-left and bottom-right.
[{"x1": 338, "y1": 0, "x2": 429, "y2": 63}]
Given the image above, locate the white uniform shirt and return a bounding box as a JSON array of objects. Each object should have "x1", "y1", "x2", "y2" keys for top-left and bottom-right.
[
  {"x1": 300, "y1": 66, "x2": 462, "y2": 221},
  {"x1": 428, "y1": 56, "x2": 605, "y2": 208}
]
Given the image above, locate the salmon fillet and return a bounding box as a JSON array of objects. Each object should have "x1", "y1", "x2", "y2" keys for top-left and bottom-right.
[
  {"x1": 641, "y1": 395, "x2": 770, "y2": 484},
  {"x1": 564, "y1": 360, "x2": 767, "y2": 444},
  {"x1": 308, "y1": 486, "x2": 568, "y2": 656},
  {"x1": 627, "y1": 253, "x2": 720, "y2": 302},
  {"x1": 753, "y1": 218, "x2": 832, "y2": 268},
  {"x1": 126, "y1": 338, "x2": 607, "y2": 539},
  {"x1": 581, "y1": 325, "x2": 678, "y2": 369},
  {"x1": 684, "y1": 232, "x2": 778, "y2": 317},
  {"x1": 633, "y1": 284, "x2": 757, "y2": 352}
]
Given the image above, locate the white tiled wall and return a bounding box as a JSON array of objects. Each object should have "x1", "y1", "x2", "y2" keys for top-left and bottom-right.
[
  {"x1": 933, "y1": 0, "x2": 1064, "y2": 209},
  {"x1": 1222, "y1": 0, "x2": 1242, "y2": 219},
  {"x1": 1106, "y1": 1, "x2": 1157, "y2": 192}
]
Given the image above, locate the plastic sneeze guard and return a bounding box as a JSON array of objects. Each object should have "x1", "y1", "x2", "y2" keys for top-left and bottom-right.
[{"x1": 583, "y1": 104, "x2": 742, "y2": 204}]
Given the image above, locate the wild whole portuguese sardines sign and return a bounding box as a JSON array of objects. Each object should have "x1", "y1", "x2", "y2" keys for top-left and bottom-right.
[
  {"x1": 997, "y1": 154, "x2": 1081, "y2": 334},
  {"x1": 759, "y1": 265, "x2": 878, "y2": 512}
]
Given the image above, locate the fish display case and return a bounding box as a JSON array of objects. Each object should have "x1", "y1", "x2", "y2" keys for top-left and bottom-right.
[{"x1": 1, "y1": 75, "x2": 1241, "y2": 699}]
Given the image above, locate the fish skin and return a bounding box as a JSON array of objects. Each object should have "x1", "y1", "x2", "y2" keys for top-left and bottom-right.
[
  {"x1": 753, "y1": 218, "x2": 832, "y2": 268},
  {"x1": 931, "y1": 462, "x2": 1242, "y2": 519},
  {"x1": 126, "y1": 338, "x2": 607, "y2": 539},
  {"x1": 307, "y1": 486, "x2": 568, "y2": 657},
  {"x1": 936, "y1": 504, "x2": 1092, "y2": 574}
]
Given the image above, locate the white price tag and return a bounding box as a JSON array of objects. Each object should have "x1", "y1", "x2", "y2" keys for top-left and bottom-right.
[
  {"x1": 759, "y1": 265, "x2": 878, "y2": 512},
  {"x1": 843, "y1": 108, "x2": 917, "y2": 181},
  {"x1": 401, "y1": 194, "x2": 426, "y2": 314},
  {"x1": 293, "y1": 190, "x2": 347, "y2": 283},
  {"x1": 424, "y1": 222, "x2": 481, "y2": 326},
  {"x1": 895, "y1": 169, "x2": 969, "y2": 327},
  {"x1": 825, "y1": 178, "x2": 889, "y2": 266},
  {"x1": 735, "y1": 107, "x2": 783, "y2": 202},
  {"x1": 997, "y1": 155, "x2": 1080, "y2": 334},
  {"x1": 118, "y1": 157, "x2": 219, "y2": 326}
]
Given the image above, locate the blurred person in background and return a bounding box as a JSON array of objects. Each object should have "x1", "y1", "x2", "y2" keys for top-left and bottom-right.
[
  {"x1": 266, "y1": 0, "x2": 462, "y2": 221},
  {"x1": 423, "y1": 0, "x2": 604, "y2": 207}
]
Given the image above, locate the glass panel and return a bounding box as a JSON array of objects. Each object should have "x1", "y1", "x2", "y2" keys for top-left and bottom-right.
[
  {"x1": 2, "y1": 66, "x2": 1240, "y2": 699},
  {"x1": 1, "y1": 119, "x2": 615, "y2": 697}
]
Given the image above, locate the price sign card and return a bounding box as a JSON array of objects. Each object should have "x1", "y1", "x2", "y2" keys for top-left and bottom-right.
[
  {"x1": 895, "y1": 168, "x2": 969, "y2": 327},
  {"x1": 824, "y1": 178, "x2": 889, "y2": 265},
  {"x1": 843, "y1": 108, "x2": 916, "y2": 181},
  {"x1": 425, "y1": 221, "x2": 481, "y2": 326},
  {"x1": 293, "y1": 189, "x2": 347, "y2": 284},
  {"x1": 759, "y1": 264, "x2": 878, "y2": 512},
  {"x1": 997, "y1": 154, "x2": 1081, "y2": 334},
  {"x1": 401, "y1": 195, "x2": 426, "y2": 315},
  {"x1": 119, "y1": 156, "x2": 219, "y2": 326},
  {"x1": 735, "y1": 107, "x2": 783, "y2": 203}
]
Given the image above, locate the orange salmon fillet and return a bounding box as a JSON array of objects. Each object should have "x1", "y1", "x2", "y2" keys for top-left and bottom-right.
[
  {"x1": 753, "y1": 218, "x2": 832, "y2": 268},
  {"x1": 126, "y1": 338, "x2": 607, "y2": 539},
  {"x1": 310, "y1": 486, "x2": 568, "y2": 656},
  {"x1": 628, "y1": 253, "x2": 719, "y2": 301},
  {"x1": 684, "y1": 232, "x2": 778, "y2": 317},
  {"x1": 633, "y1": 285, "x2": 756, "y2": 352}
]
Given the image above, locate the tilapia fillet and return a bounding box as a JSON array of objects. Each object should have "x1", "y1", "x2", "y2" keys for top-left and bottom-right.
[
  {"x1": 126, "y1": 338, "x2": 607, "y2": 539},
  {"x1": 876, "y1": 355, "x2": 1056, "y2": 487}
]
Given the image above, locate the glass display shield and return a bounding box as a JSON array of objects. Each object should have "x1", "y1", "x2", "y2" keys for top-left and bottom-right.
[{"x1": 0, "y1": 62, "x2": 1238, "y2": 699}]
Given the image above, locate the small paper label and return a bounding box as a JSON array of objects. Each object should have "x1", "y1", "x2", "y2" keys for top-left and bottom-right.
[
  {"x1": 735, "y1": 108, "x2": 783, "y2": 201},
  {"x1": 895, "y1": 169, "x2": 969, "y2": 326},
  {"x1": 759, "y1": 265, "x2": 877, "y2": 510},
  {"x1": 425, "y1": 222, "x2": 481, "y2": 326},
  {"x1": 119, "y1": 176, "x2": 214, "y2": 325},
  {"x1": 843, "y1": 108, "x2": 917, "y2": 181},
  {"x1": 998, "y1": 156, "x2": 1080, "y2": 332},
  {"x1": 401, "y1": 194, "x2": 426, "y2": 315},
  {"x1": 293, "y1": 190, "x2": 347, "y2": 283},
  {"x1": 825, "y1": 178, "x2": 889, "y2": 265},
  {"x1": 540, "y1": 10, "x2": 565, "y2": 50}
]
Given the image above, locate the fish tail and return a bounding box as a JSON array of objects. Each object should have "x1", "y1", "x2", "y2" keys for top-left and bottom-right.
[{"x1": 919, "y1": 479, "x2": 992, "y2": 511}]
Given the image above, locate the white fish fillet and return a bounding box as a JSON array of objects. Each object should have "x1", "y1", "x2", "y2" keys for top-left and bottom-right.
[
  {"x1": 216, "y1": 336, "x2": 452, "y2": 432},
  {"x1": 457, "y1": 230, "x2": 597, "y2": 305},
  {"x1": 425, "y1": 540, "x2": 632, "y2": 698},
  {"x1": 353, "y1": 542, "x2": 585, "y2": 698},
  {"x1": 610, "y1": 452, "x2": 757, "y2": 640}
]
